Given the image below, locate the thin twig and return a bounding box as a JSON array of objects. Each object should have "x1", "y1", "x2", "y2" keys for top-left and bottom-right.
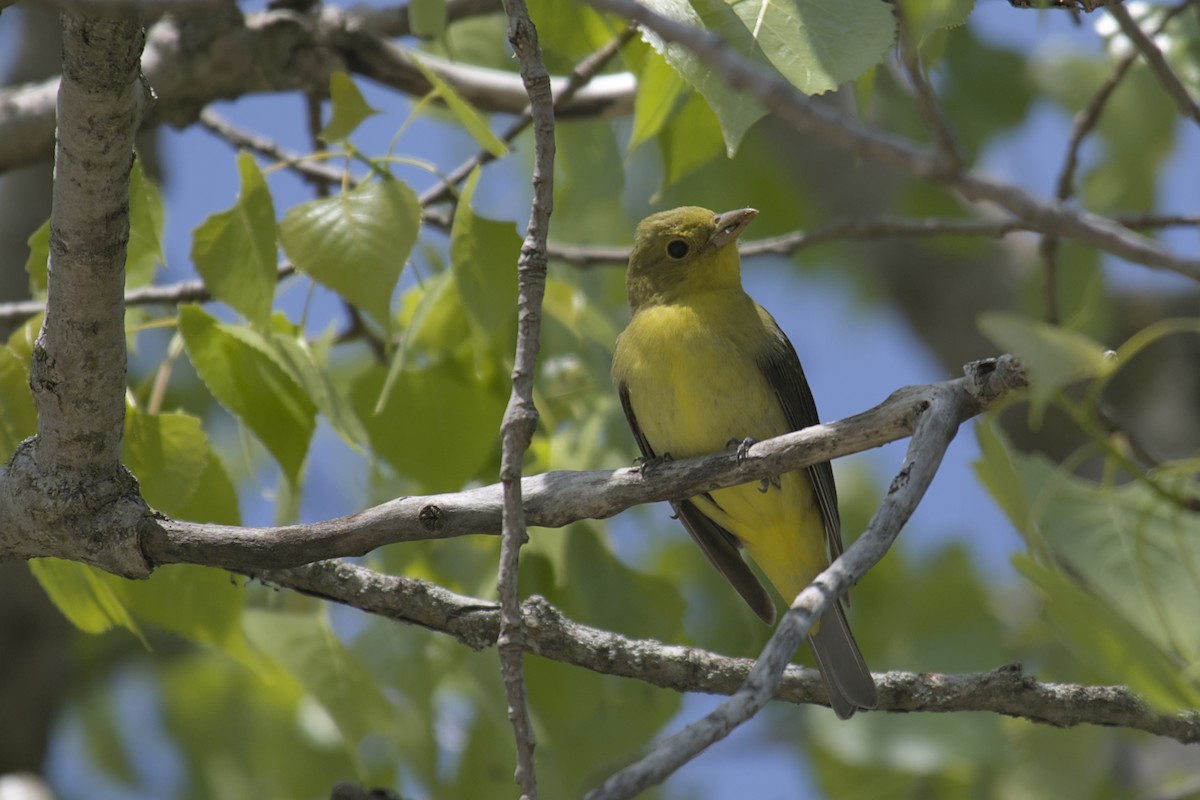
[
  {"x1": 895, "y1": 2, "x2": 963, "y2": 171},
  {"x1": 1055, "y1": 0, "x2": 1193, "y2": 199},
  {"x1": 2, "y1": 211, "x2": 1194, "y2": 330},
  {"x1": 418, "y1": 25, "x2": 636, "y2": 209},
  {"x1": 0, "y1": 264, "x2": 297, "y2": 327},
  {"x1": 546, "y1": 213, "x2": 1200, "y2": 268},
  {"x1": 196, "y1": 106, "x2": 457, "y2": 238},
  {"x1": 1044, "y1": 0, "x2": 1196, "y2": 322},
  {"x1": 1108, "y1": 1, "x2": 1200, "y2": 124},
  {"x1": 1055, "y1": 48, "x2": 1137, "y2": 202},
  {"x1": 0, "y1": 7, "x2": 636, "y2": 173},
  {"x1": 198, "y1": 108, "x2": 351, "y2": 191},
  {"x1": 583, "y1": 0, "x2": 1200, "y2": 282},
  {"x1": 495, "y1": 1, "x2": 557, "y2": 797},
  {"x1": 256, "y1": 559, "x2": 1200, "y2": 744}
]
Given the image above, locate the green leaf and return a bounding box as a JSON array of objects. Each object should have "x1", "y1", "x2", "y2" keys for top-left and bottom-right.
[
  {"x1": 24, "y1": 219, "x2": 49, "y2": 295},
  {"x1": 172, "y1": 450, "x2": 241, "y2": 526},
  {"x1": 190, "y1": 152, "x2": 278, "y2": 326},
  {"x1": 1016, "y1": 556, "x2": 1199, "y2": 710},
  {"x1": 727, "y1": 0, "x2": 897, "y2": 95},
  {"x1": 28, "y1": 558, "x2": 142, "y2": 638},
  {"x1": 114, "y1": 565, "x2": 255, "y2": 667},
  {"x1": 552, "y1": 122, "x2": 626, "y2": 243},
  {"x1": 266, "y1": 322, "x2": 369, "y2": 452},
  {"x1": 409, "y1": 54, "x2": 508, "y2": 158},
  {"x1": 973, "y1": 420, "x2": 1034, "y2": 539},
  {"x1": 127, "y1": 156, "x2": 166, "y2": 288},
  {"x1": 79, "y1": 691, "x2": 138, "y2": 785},
  {"x1": 659, "y1": 89, "x2": 725, "y2": 190},
  {"x1": 527, "y1": 0, "x2": 616, "y2": 64},
  {"x1": 941, "y1": 26, "x2": 1035, "y2": 156},
  {"x1": 903, "y1": 0, "x2": 975, "y2": 48},
  {"x1": 161, "y1": 654, "x2": 361, "y2": 798},
  {"x1": 450, "y1": 169, "x2": 521, "y2": 348},
  {"x1": 352, "y1": 358, "x2": 505, "y2": 490},
  {"x1": 377, "y1": 268, "x2": 471, "y2": 412},
  {"x1": 978, "y1": 311, "x2": 1113, "y2": 419},
  {"x1": 0, "y1": 346, "x2": 36, "y2": 461},
  {"x1": 409, "y1": 0, "x2": 446, "y2": 38},
  {"x1": 551, "y1": 523, "x2": 685, "y2": 640},
  {"x1": 1017, "y1": 458, "x2": 1200, "y2": 668},
  {"x1": 122, "y1": 407, "x2": 211, "y2": 514},
  {"x1": 178, "y1": 305, "x2": 317, "y2": 486},
  {"x1": 639, "y1": 0, "x2": 895, "y2": 154},
  {"x1": 321, "y1": 72, "x2": 381, "y2": 142},
  {"x1": 630, "y1": 48, "x2": 687, "y2": 153},
  {"x1": 279, "y1": 179, "x2": 421, "y2": 330},
  {"x1": 980, "y1": 429, "x2": 1200, "y2": 709},
  {"x1": 243, "y1": 610, "x2": 400, "y2": 748},
  {"x1": 639, "y1": 0, "x2": 765, "y2": 154}
]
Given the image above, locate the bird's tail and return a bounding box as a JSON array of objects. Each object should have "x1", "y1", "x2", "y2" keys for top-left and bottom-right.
[{"x1": 808, "y1": 603, "x2": 877, "y2": 719}]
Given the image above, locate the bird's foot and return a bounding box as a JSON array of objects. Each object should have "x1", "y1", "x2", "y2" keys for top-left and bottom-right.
[
  {"x1": 727, "y1": 437, "x2": 757, "y2": 462},
  {"x1": 757, "y1": 476, "x2": 782, "y2": 493},
  {"x1": 635, "y1": 452, "x2": 673, "y2": 476}
]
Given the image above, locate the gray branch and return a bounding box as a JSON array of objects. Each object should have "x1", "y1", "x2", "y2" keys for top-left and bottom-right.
[
  {"x1": 583, "y1": 0, "x2": 1200, "y2": 283},
  {"x1": 494, "y1": 0, "x2": 557, "y2": 795},
  {"x1": 0, "y1": 3, "x2": 635, "y2": 173},
  {"x1": 257, "y1": 559, "x2": 1200, "y2": 744},
  {"x1": 129, "y1": 357, "x2": 1026, "y2": 573},
  {"x1": 1107, "y1": 2, "x2": 1200, "y2": 124},
  {"x1": 0, "y1": 12, "x2": 154, "y2": 579}
]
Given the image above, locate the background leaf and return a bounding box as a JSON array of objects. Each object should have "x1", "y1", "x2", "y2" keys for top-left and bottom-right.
[
  {"x1": 322, "y1": 72, "x2": 382, "y2": 142},
  {"x1": 280, "y1": 179, "x2": 421, "y2": 330},
  {"x1": 178, "y1": 305, "x2": 317, "y2": 487},
  {"x1": 190, "y1": 152, "x2": 278, "y2": 326}
]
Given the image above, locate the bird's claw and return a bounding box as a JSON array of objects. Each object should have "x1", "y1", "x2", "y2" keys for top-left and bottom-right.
[
  {"x1": 635, "y1": 452, "x2": 673, "y2": 476},
  {"x1": 727, "y1": 437, "x2": 757, "y2": 462}
]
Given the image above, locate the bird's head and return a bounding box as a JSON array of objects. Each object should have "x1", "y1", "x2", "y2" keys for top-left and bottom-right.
[{"x1": 626, "y1": 206, "x2": 757, "y2": 311}]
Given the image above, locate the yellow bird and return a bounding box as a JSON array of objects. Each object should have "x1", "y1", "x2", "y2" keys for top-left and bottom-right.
[{"x1": 611, "y1": 206, "x2": 877, "y2": 718}]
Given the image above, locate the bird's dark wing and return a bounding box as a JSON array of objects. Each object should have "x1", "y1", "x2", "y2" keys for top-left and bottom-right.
[
  {"x1": 618, "y1": 383, "x2": 777, "y2": 624},
  {"x1": 755, "y1": 307, "x2": 843, "y2": 563}
]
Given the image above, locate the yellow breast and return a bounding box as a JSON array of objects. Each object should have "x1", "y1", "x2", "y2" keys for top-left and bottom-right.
[{"x1": 612, "y1": 291, "x2": 828, "y2": 597}]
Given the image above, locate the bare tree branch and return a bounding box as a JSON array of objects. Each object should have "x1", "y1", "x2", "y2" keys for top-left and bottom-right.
[
  {"x1": 1, "y1": 211, "x2": 1192, "y2": 330},
  {"x1": 546, "y1": 213, "x2": 1200, "y2": 267},
  {"x1": 127, "y1": 358, "x2": 1027, "y2": 573},
  {"x1": 1043, "y1": 0, "x2": 1196, "y2": 323},
  {"x1": 418, "y1": 24, "x2": 636, "y2": 208},
  {"x1": 255, "y1": 559, "x2": 1200, "y2": 745},
  {"x1": 494, "y1": 0, "x2": 557, "y2": 794},
  {"x1": 895, "y1": 3, "x2": 963, "y2": 170},
  {"x1": 0, "y1": 263, "x2": 297, "y2": 327},
  {"x1": 582, "y1": 0, "x2": 1200, "y2": 283},
  {"x1": 0, "y1": 5, "x2": 636, "y2": 173},
  {"x1": 1107, "y1": 1, "x2": 1200, "y2": 124}
]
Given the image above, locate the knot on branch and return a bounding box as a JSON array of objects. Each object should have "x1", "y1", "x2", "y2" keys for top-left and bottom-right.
[
  {"x1": 1, "y1": 438, "x2": 153, "y2": 578},
  {"x1": 418, "y1": 503, "x2": 445, "y2": 531},
  {"x1": 963, "y1": 355, "x2": 1028, "y2": 409}
]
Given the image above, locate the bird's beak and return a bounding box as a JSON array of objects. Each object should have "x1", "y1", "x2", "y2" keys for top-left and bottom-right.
[{"x1": 708, "y1": 208, "x2": 758, "y2": 251}]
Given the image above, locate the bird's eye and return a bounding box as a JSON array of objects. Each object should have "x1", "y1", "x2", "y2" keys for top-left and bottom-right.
[{"x1": 666, "y1": 240, "x2": 690, "y2": 259}]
